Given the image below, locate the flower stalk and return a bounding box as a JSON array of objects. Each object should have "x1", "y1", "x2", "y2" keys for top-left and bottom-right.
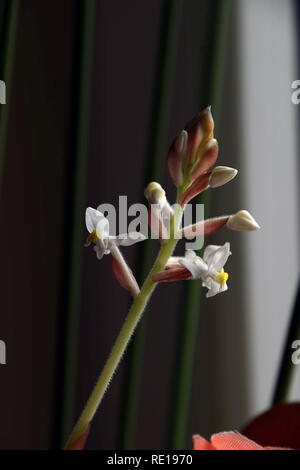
[
  {"x1": 65, "y1": 204, "x2": 184, "y2": 448},
  {"x1": 65, "y1": 104, "x2": 260, "y2": 449}
]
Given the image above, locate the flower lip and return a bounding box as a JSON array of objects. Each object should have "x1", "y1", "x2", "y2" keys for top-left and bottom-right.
[
  {"x1": 84, "y1": 229, "x2": 100, "y2": 247},
  {"x1": 215, "y1": 269, "x2": 229, "y2": 287}
]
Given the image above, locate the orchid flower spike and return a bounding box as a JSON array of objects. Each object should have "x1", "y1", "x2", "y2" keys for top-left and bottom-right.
[
  {"x1": 85, "y1": 207, "x2": 146, "y2": 296},
  {"x1": 167, "y1": 107, "x2": 239, "y2": 206},
  {"x1": 153, "y1": 243, "x2": 231, "y2": 298}
]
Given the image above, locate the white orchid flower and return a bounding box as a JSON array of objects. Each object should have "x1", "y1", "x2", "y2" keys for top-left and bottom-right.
[
  {"x1": 85, "y1": 207, "x2": 145, "y2": 260},
  {"x1": 179, "y1": 243, "x2": 231, "y2": 297},
  {"x1": 85, "y1": 207, "x2": 146, "y2": 297},
  {"x1": 153, "y1": 242, "x2": 231, "y2": 298}
]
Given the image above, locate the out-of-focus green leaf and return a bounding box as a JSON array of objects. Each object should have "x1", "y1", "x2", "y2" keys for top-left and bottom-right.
[
  {"x1": 119, "y1": 0, "x2": 184, "y2": 450},
  {"x1": 56, "y1": 0, "x2": 96, "y2": 448},
  {"x1": 0, "y1": 0, "x2": 19, "y2": 192},
  {"x1": 170, "y1": 0, "x2": 231, "y2": 450}
]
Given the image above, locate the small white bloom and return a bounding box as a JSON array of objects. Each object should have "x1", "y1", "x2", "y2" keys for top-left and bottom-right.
[
  {"x1": 178, "y1": 242, "x2": 231, "y2": 298},
  {"x1": 85, "y1": 207, "x2": 146, "y2": 260}
]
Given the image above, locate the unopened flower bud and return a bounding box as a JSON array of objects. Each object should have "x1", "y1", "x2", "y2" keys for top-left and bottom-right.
[
  {"x1": 183, "y1": 107, "x2": 215, "y2": 167},
  {"x1": 191, "y1": 138, "x2": 218, "y2": 180},
  {"x1": 180, "y1": 215, "x2": 229, "y2": 238},
  {"x1": 209, "y1": 166, "x2": 238, "y2": 188},
  {"x1": 175, "y1": 129, "x2": 188, "y2": 154},
  {"x1": 145, "y1": 182, "x2": 172, "y2": 240},
  {"x1": 144, "y1": 182, "x2": 164, "y2": 202},
  {"x1": 185, "y1": 123, "x2": 204, "y2": 164},
  {"x1": 150, "y1": 188, "x2": 166, "y2": 205},
  {"x1": 167, "y1": 130, "x2": 188, "y2": 186},
  {"x1": 185, "y1": 106, "x2": 214, "y2": 141},
  {"x1": 226, "y1": 210, "x2": 260, "y2": 231},
  {"x1": 179, "y1": 172, "x2": 210, "y2": 206}
]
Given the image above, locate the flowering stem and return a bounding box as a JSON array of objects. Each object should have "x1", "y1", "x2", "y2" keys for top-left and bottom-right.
[{"x1": 65, "y1": 205, "x2": 183, "y2": 448}]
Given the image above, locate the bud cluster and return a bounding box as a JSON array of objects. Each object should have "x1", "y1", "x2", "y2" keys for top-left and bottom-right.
[{"x1": 167, "y1": 106, "x2": 239, "y2": 206}]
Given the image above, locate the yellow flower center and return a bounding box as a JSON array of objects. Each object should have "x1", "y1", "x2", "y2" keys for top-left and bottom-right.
[
  {"x1": 85, "y1": 229, "x2": 101, "y2": 246},
  {"x1": 215, "y1": 268, "x2": 229, "y2": 287}
]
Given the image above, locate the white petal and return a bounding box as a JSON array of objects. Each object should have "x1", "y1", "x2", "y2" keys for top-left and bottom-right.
[
  {"x1": 96, "y1": 217, "x2": 110, "y2": 239},
  {"x1": 179, "y1": 256, "x2": 208, "y2": 279},
  {"x1": 103, "y1": 237, "x2": 111, "y2": 254},
  {"x1": 205, "y1": 242, "x2": 231, "y2": 271},
  {"x1": 86, "y1": 207, "x2": 107, "y2": 233},
  {"x1": 219, "y1": 283, "x2": 228, "y2": 294},
  {"x1": 116, "y1": 232, "x2": 146, "y2": 247},
  {"x1": 203, "y1": 245, "x2": 221, "y2": 263},
  {"x1": 205, "y1": 278, "x2": 220, "y2": 298},
  {"x1": 93, "y1": 240, "x2": 107, "y2": 260},
  {"x1": 185, "y1": 250, "x2": 197, "y2": 259},
  {"x1": 204, "y1": 277, "x2": 228, "y2": 298}
]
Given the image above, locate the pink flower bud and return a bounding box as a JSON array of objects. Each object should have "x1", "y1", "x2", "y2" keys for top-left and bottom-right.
[
  {"x1": 185, "y1": 123, "x2": 203, "y2": 164},
  {"x1": 167, "y1": 130, "x2": 187, "y2": 186},
  {"x1": 183, "y1": 106, "x2": 214, "y2": 166},
  {"x1": 185, "y1": 106, "x2": 214, "y2": 139},
  {"x1": 179, "y1": 173, "x2": 210, "y2": 206},
  {"x1": 152, "y1": 266, "x2": 191, "y2": 283},
  {"x1": 180, "y1": 215, "x2": 229, "y2": 238},
  {"x1": 191, "y1": 139, "x2": 218, "y2": 180},
  {"x1": 110, "y1": 248, "x2": 140, "y2": 297}
]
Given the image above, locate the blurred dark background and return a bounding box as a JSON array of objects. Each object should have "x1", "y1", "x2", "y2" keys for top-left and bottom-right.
[{"x1": 0, "y1": 0, "x2": 299, "y2": 450}]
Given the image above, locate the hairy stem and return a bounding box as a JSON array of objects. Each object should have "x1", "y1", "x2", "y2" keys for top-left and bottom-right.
[{"x1": 65, "y1": 205, "x2": 183, "y2": 448}]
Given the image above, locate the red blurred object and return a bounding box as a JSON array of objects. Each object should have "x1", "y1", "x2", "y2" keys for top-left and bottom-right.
[
  {"x1": 243, "y1": 402, "x2": 300, "y2": 450},
  {"x1": 193, "y1": 432, "x2": 287, "y2": 450}
]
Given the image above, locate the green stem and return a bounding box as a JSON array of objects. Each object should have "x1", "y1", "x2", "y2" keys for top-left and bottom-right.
[
  {"x1": 0, "y1": 0, "x2": 18, "y2": 191},
  {"x1": 65, "y1": 206, "x2": 183, "y2": 448}
]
